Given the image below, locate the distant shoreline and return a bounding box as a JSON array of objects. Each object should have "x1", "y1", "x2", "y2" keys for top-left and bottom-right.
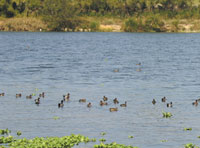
[{"x1": 1, "y1": 17, "x2": 200, "y2": 33}]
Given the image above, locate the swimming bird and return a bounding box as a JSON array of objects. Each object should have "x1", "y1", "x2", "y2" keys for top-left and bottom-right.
[
  {"x1": 58, "y1": 103, "x2": 64, "y2": 108},
  {"x1": 35, "y1": 98, "x2": 40, "y2": 105},
  {"x1": 39, "y1": 92, "x2": 45, "y2": 98},
  {"x1": 113, "y1": 98, "x2": 119, "y2": 104},
  {"x1": 167, "y1": 102, "x2": 172, "y2": 107},
  {"x1": 26, "y1": 95, "x2": 32, "y2": 99},
  {"x1": 16, "y1": 94, "x2": 22, "y2": 98},
  {"x1": 63, "y1": 93, "x2": 70, "y2": 101},
  {"x1": 120, "y1": 101, "x2": 127, "y2": 107},
  {"x1": 192, "y1": 100, "x2": 198, "y2": 106},
  {"x1": 79, "y1": 98, "x2": 86, "y2": 102},
  {"x1": 103, "y1": 96, "x2": 108, "y2": 101},
  {"x1": 87, "y1": 102, "x2": 92, "y2": 108},
  {"x1": 161, "y1": 97, "x2": 166, "y2": 102},
  {"x1": 109, "y1": 107, "x2": 118, "y2": 112},
  {"x1": 100, "y1": 100, "x2": 108, "y2": 106},
  {"x1": 136, "y1": 62, "x2": 141, "y2": 65},
  {"x1": 0, "y1": 93, "x2": 5, "y2": 96},
  {"x1": 152, "y1": 99, "x2": 156, "y2": 105}
]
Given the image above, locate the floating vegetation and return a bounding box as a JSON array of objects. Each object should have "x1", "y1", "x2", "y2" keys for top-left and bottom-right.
[
  {"x1": 53, "y1": 116, "x2": 60, "y2": 120},
  {"x1": 184, "y1": 143, "x2": 199, "y2": 148},
  {"x1": 128, "y1": 136, "x2": 134, "y2": 138},
  {"x1": 184, "y1": 128, "x2": 192, "y2": 131},
  {"x1": 0, "y1": 129, "x2": 11, "y2": 135},
  {"x1": 0, "y1": 136, "x2": 14, "y2": 144},
  {"x1": 8, "y1": 134, "x2": 95, "y2": 148},
  {"x1": 161, "y1": 140, "x2": 167, "y2": 142},
  {"x1": 100, "y1": 132, "x2": 106, "y2": 136},
  {"x1": 99, "y1": 138, "x2": 106, "y2": 142},
  {"x1": 197, "y1": 136, "x2": 200, "y2": 138},
  {"x1": 16, "y1": 131, "x2": 22, "y2": 136},
  {"x1": 94, "y1": 142, "x2": 138, "y2": 148},
  {"x1": 162, "y1": 112, "x2": 172, "y2": 118}
]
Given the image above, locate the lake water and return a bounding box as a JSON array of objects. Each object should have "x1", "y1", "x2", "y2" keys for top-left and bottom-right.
[{"x1": 0, "y1": 32, "x2": 200, "y2": 148}]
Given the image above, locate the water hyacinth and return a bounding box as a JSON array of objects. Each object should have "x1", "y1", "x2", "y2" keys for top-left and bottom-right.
[
  {"x1": 0, "y1": 129, "x2": 11, "y2": 135},
  {"x1": 94, "y1": 142, "x2": 139, "y2": 148},
  {"x1": 162, "y1": 112, "x2": 172, "y2": 118},
  {"x1": 184, "y1": 143, "x2": 199, "y2": 148}
]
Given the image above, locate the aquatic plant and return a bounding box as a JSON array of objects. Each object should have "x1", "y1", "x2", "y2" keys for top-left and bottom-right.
[
  {"x1": 17, "y1": 131, "x2": 22, "y2": 136},
  {"x1": 161, "y1": 140, "x2": 167, "y2": 142},
  {"x1": 184, "y1": 143, "x2": 199, "y2": 148},
  {"x1": 8, "y1": 134, "x2": 95, "y2": 148},
  {"x1": 0, "y1": 136, "x2": 14, "y2": 144},
  {"x1": 100, "y1": 132, "x2": 106, "y2": 136},
  {"x1": 0, "y1": 129, "x2": 11, "y2": 135},
  {"x1": 184, "y1": 128, "x2": 192, "y2": 131},
  {"x1": 162, "y1": 112, "x2": 172, "y2": 118},
  {"x1": 53, "y1": 116, "x2": 60, "y2": 120},
  {"x1": 94, "y1": 142, "x2": 138, "y2": 148},
  {"x1": 128, "y1": 136, "x2": 134, "y2": 138},
  {"x1": 99, "y1": 138, "x2": 106, "y2": 142}
]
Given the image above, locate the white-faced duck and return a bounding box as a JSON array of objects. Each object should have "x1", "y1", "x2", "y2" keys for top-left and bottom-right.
[
  {"x1": 161, "y1": 97, "x2": 166, "y2": 102},
  {"x1": 120, "y1": 101, "x2": 127, "y2": 107},
  {"x1": 109, "y1": 107, "x2": 118, "y2": 112},
  {"x1": 113, "y1": 98, "x2": 119, "y2": 104},
  {"x1": 63, "y1": 93, "x2": 70, "y2": 101},
  {"x1": 35, "y1": 98, "x2": 40, "y2": 105},
  {"x1": 79, "y1": 98, "x2": 86, "y2": 102},
  {"x1": 167, "y1": 102, "x2": 172, "y2": 107},
  {"x1": 192, "y1": 100, "x2": 198, "y2": 106},
  {"x1": 152, "y1": 99, "x2": 156, "y2": 105},
  {"x1": 0, "y1": 93, "x2": 5, "y2": 96},
  {"x1": 39, "y1": 92, "x2": 45, "y2": 98},
  {"x1": 100, "y1": 100, "x2": 108, "y2": 106},
  {"x1": 103, "y1": 96, "x2": 108, "y2": 101},
  {"x1": 26, "y1": 95, "x2": 32, "y2": 99},
  {"x1": 16, "y1": 94, "x2": 22, "y2": 98},
  {"x1": 87, "y1": 102, "x2": 92, "y2": 108}
]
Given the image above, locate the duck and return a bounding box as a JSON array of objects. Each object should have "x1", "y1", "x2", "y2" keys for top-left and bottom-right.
[
  {"x1": 161, "y1": 97, "x2": 166, "y2": 102},
  {"x1": 39, "y1": 92, "x2": 45, "y2": 98},
  {"x1": 167, "y1": 102, "x2": 172, "y2": 107},
  {"x1": 103, "y1": 96, "x2": 108, "y2": 101},
  {"x1": 87, "y1": 102, "x2": 92, "y2": 108},
  {"x1": 120, "y1": 101, "x2": 127, "y2": 107},
  {"x1": 100, "y1": 100, "x2": 108, "y2": 106},
  {"x1": 63, "y1": 93, "x2": 70, "y2": 101},
  {"x1": 192, "y1": 100, "x2": 198, "y2": 106},
  {"x1": 152, "y1": 99, "x2": 156, "y2": 105},
  {"x1": 26, "y1": 95, "x2": 32, "y2": 99},
  {"x1": 113, "y1": 69, "x2": 119, "y2": 72},
  {"x1": 16, "y1": 93, "x2": 22, "y2": 98},
  {"x1": 35, "y1": 98, "x2": 40, "y2": 105},
  {"x1": 79, "y1": 98, "x2": 86, "y2": 102},
  {"x1": 58, "y1": 103, "x2": 64, "y2": 108},
  {"x1": 113, "y1": 98, "x2": 119, "y2": 104},
  {"x1": 136, "y1": 62, "x2": 141, "y2": 66},
  {"x1": 0, "y1": 93, "x2": 5, "y2": 96},
  {"x1": 109, "y1": 107, "x2": 118, "y2": 112}
]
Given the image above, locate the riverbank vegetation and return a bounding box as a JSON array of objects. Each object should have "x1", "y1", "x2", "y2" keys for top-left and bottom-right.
[{"x1": 0, "y1": 0, "x2": 200, "y2": 32}]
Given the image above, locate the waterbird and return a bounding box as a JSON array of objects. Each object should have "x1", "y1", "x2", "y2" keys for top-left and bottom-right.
[
  {"x1": 26, "y1": 95, "x2": 32, "y2": 99},
  {"x1": 152, "y1": 99, "x2": 156, "y2": 105},
  {"x1": 0, "y1": 93, "x2": 5, "y2": 96},
  {"x1": 113, "y1": 98, "x2": 119, "y2": 104},
  {"x1": 58, "y1": 103, "x2": 64, "y2": 108},
  {"x1": 100, "y1": 100, "x2": 108, "y2": 106},
  {"x1": 120, "y1": 101, "x2": 127, "y2": 107},
  {"x1": 87, "y1": 102, "x2": 92, "y2": 108},
  {"x1": 63, "y1": 93, "x2": 70, "y2": 101},
  {"x1": 136, "y1": 62, "x2": 141, "y2": 65},
  {"x1": 109, "y1": 107, "x2": 118, "y2": 112},
  {"x1": 16, "y1": 94, "x2": 22, "y2": 98},
  {"x1": 39, "y1": 92, "x2": 45, "y2": 98},
  {"x1": 103, "y1": 96, "x2": 108, "y2": 101},
  {"x1": 79, "y1": 98, "x2": 86, "y2": 102},
  {"x1": 161, "y1": 97, "x2": 166, "y2": 102},
  {"x1": 167, "y1": 102, "x2": 172, "y2": 107},
  {"x1": 192, "y1": 100, "x2": 198, "y2": 106},
  {"x1": 35, "y1": 98, "x2": 40, "y2": 105}
]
